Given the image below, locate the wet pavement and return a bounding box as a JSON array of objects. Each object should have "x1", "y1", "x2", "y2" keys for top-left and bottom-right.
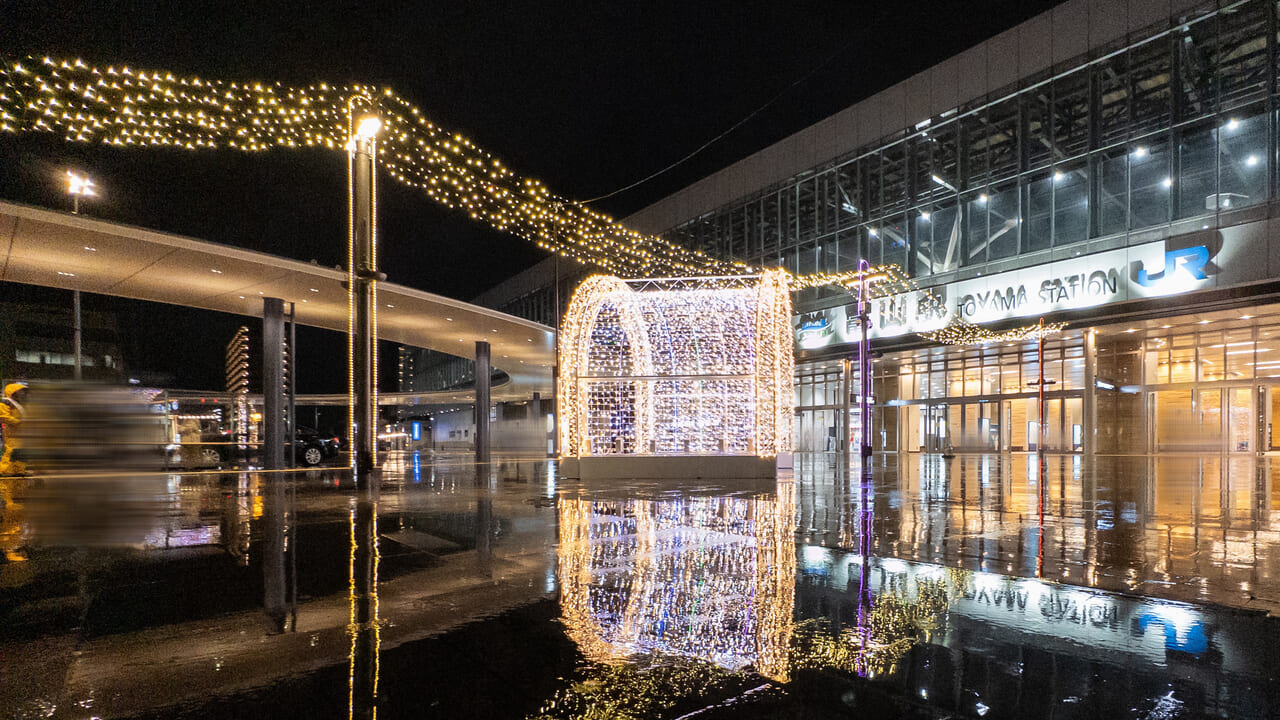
[{"x1": 2, "y1": 451, "x2": 1279, "y2": 719}]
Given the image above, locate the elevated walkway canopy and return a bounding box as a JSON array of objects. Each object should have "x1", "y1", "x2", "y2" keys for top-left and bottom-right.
[{"x1": 0, "y1": 200, "x2": 554, "y2": 402}]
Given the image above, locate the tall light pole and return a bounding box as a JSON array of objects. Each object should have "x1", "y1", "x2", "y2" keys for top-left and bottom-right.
[
  {"x1": 347, "y1": 105, "x2": 384, "y2": 476},
  {"x1": 65, "y1": 170, "x2": 95, "y2": 381},
  {"x1": 857, "y1": 259, "x2": 873, "y2": 462}
]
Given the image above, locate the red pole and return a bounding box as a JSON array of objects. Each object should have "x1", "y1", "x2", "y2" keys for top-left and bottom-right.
[{"x1": 1037, "y1": 318, "x2": 1046, "y2": 453}]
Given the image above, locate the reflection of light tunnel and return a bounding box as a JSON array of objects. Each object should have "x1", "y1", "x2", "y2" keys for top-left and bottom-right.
[
  {"x1": 557, "y1": 484, "x2": 796, "y2": 680},
  {"x1": 557, "y1": 270, "x2": 794, "y2": 459}
]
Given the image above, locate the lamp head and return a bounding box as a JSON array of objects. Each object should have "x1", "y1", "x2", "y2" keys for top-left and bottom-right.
[
  {"x1": 66, "y1": 170, "x2": 96, "y2": 197},
  {"x1": 355, "y1": 115, "x2": 382, "y2": 140}
]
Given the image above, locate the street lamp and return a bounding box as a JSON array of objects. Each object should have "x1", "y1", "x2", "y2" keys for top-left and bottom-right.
[
  {"x1": 347, "y1": 106, "x2": 384, "y2": 476},
  {"x1": 65, "y1": 170, "x2": 95, "y2": 214},
  {"x1": 64, "y1": 170, "x2": 96, "y2": 380}
]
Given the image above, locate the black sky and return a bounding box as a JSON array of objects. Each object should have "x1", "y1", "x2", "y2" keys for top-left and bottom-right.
[{"x1": 0, "y1": 0, "x2": 1063, "y2": 390}]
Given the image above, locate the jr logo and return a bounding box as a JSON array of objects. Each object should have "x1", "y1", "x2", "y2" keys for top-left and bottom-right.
[{"x1": 1135, "y1": 245, "x2": 1210, "y2": 288}]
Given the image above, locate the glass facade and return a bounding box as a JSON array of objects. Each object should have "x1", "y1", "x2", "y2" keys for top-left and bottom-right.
[
  {"x1": 664, "y1": 0, "x2": 1275, "y2": 292},
  {"x1": 792, "y1": 309, "x2": 1280, "y2": 455}
]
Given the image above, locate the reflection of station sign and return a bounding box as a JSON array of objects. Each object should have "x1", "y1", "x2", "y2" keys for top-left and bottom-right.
[
  {"x1": 798, "y1": 551, "x2": 1251, "y2": 673},
  {"x1": 795, "y1": 225, "x2": 1263, "y2": 350}
]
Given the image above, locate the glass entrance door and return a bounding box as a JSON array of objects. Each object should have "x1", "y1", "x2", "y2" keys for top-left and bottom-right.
[
  {"x1": 923, "y1": 404, "x2": 949, "y2": 452},
  {"x1": 1227, "y1": 387, "x2": 1255, "y2": 453}
]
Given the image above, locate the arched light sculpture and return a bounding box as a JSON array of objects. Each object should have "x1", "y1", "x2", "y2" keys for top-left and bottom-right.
[{"x1": 558, "y1": 270, "x2": 793, "y2": 475}]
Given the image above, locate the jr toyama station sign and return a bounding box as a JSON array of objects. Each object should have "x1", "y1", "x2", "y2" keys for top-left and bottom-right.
[{"x1": 796, "y1": 223, "x2": 1269, "y2": 350}]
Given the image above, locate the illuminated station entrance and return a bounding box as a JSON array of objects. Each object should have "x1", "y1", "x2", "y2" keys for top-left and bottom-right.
[{"x1": 795, "y1": 304, "x2": 1280, "y2": 455}]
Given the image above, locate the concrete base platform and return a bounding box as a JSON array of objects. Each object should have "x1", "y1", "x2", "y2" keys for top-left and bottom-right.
[{"x1": 558, "y1": 453, "x2": 792, "y2": 480}]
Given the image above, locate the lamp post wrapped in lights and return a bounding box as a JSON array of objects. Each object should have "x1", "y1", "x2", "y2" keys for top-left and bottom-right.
[{"x1": 347, "y1": 103, "x2": 384, "y2": 475}]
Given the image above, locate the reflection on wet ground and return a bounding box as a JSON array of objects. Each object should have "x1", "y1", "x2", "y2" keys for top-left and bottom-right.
[{"x1": 2, "y1": 451, "x2": 1279, "y2": 718}]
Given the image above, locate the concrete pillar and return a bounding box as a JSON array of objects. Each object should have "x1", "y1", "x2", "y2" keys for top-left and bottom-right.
[
  {"x1": 262, "y1": 297, "x2": 286, "y2": 633},
  {"x1": 476, "y1": 340, "x2": 490, "y2": 465},
  {"x1": 1083, "y1": 329, "x2": 1096, "y2": 456},
  {"x1": 73, "y1": 290, "x2": 82, "y2": 381},
  {"x1": 263, "y1": 297, "x2": 285, "y2": 470}
]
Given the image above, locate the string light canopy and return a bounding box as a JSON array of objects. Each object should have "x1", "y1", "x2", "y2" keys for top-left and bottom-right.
[
  {"x1": 919, "y1": 317, "x2": 1067, "y2": 345},
  {"x1": 557, "y1": 270, "x2": 793, "y2": 459},
  {"x1": 0, "y1": 54, "x2": 1055, "y2": 346}
]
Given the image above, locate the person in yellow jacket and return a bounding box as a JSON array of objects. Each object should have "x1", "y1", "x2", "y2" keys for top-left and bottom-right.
[
  {"x1": 0, "y1": 382, "x2": 27, "y2": 476},
  {"x1": 0, "y1": 382, "x2": 28, "y2": 564}
]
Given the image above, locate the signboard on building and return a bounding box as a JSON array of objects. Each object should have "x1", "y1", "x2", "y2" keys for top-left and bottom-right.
[{"x1": 795, "y1": 224, "x2": 1265, "y2": 350}]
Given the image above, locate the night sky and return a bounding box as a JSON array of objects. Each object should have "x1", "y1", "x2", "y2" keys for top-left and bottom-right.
[{"x1": 1, "y1": 0, "x2": 1062, "y2": 390}]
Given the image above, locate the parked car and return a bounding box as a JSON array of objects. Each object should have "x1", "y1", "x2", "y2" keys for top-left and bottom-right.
[{"x1": 296, "y1": 427, "x2": 341, "y2": 466}]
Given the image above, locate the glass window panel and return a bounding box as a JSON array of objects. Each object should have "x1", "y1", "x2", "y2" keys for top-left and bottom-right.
[
  {"x1": 1053, "y1": 164, "x2": 1089, "y2": 246},
  {"x1": 961, "y1": 109, "x2": 991, "y2": 187},
  {"x1": 931, "y1": 200, "x2": 960, "y2": 273},
  {"x1": 1025, "y1": 89, "x2": 1053, "y2": 170},
  {"x1": 987, "y1": 98, "x2": 1020, "y2": 180},
  {"x1": 1176, "y1": 121, "x2": 1217, "y2": 218},
  {"x1": 1061, "y1": 354, "x2": 1084, "y2": 390},
  {"x1": 1198, "y1": 331, "x2": 1224, "y2": 381},
  {"x1": 1224, "y1": 329, "x2": 1254, "y2": 381},
  {"x1": 987, "y1": 180, "x2": 1020, "y2": 260},
  {"x1": 1256, "y1": 328, "x2": 1280, "y2": 377},
  {"x1": 1043, "y1": 356, "x2": 1064, "y2": 390},
  {"x1": 1171, "y1": 334, "x2": 1196, "y2": 383},
  {"x1": 1175, "y1": 18, "x2": 1218, "y2": 120},
  {"x1": 1145, "y1": 339, "x2": 1167, "y2": 384},
  {"x1": 1219, "y1": 109, "x2": 1267, "y2": 209},
  {"x1": 1000, "y1": 362, "x2": 1021, "y2": 394},
  {"x1": 1129, "y1": 137, "x2": 1171, "y2": 228},
  {"x1": 1218, "y1": 1, "x2": 1268, "y2": 109},
  {"x1": 929, "y1": 368, "x2": 946, "y2": 398},
  {"x1": 875, "y1": 213, "x2": 906, "y2": 275},
  {"x1": 963, "y1": 191, "x2": 989, "y2": 266},
  {"x1": 912, "y1": 211, "x2": 935, "y2": 277},
  {"x1": 1129, "y1": 38, "x2": 1173, "y2": 138},
  {"x1": 1096, "y1": 148, "x2": 1129, "y2": 236},
  {"x1": 836, "y1": 161, "x2": 863, "y2": 230},
  {"x1": 876, "y1": 145, "x2": 908, "y2": 217},
  {"x1": 1024, "y1": 172, "x2": 1053, "y2": 252},
  {"x1": 1053, "y1": 70, "x2": 1090, "y2": 160},
  {"x1": 1097, "y1": 52, "x2": 1131, "y2": 146}
]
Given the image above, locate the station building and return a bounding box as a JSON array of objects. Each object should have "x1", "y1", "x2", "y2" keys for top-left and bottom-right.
[{"x1": 615, "y1": 0, "x2": 1280, "y2": 456}]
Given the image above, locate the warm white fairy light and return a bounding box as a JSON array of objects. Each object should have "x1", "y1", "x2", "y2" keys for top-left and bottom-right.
[
  {"x1": 3, "y1": 54, "x2": 1060, "y2": 346},
  {"x1": 557, "y1": 270, "x2": 793, "y2": 459},
  {"x1": 557, "y1": 485, "x2": 795, "y2": 681}
]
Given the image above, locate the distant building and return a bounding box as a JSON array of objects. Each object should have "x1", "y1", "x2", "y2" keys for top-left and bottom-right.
[{"x1": 0, "y1": 300, "x2": 124, "y2": 383}]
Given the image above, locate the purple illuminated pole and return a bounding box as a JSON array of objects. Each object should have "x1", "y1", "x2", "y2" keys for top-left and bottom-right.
[{"x1": 858, "y1": 259, "x2": 873, "y2": 461}]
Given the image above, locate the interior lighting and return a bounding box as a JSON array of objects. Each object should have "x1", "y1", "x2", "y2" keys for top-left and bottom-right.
[
  {"x1": 1162, "y1": 177, "x2": 1173, "y2": 188},
  {"x1": 1132, "y1": 146, "x2": 1147, "y2": 158},
  {"x1": 1227, "y1": 118, "x2": 1239, "y2": 130},
  {"x1": 1241, "y1": 315, "x2": 1252, "y2": 320},
  {"x1": 977, "y1": 193, "x2": 988, "y2": 203},
  {"x1": 1053, "y1": 171, "x2": 1064, "y2": 181},
  {"x1": 930, "y1": 174, "x2": 956, "y2": 192},
  {"x1": 1246, "y1": 155, "x2": 1259, "y2": 166},
  {"x1": 920, "y1": 211, "x2": 931, "y2": 220},
  {"x1": 1199, "y1": 319, "x2": 1211, "y2": 324}
]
